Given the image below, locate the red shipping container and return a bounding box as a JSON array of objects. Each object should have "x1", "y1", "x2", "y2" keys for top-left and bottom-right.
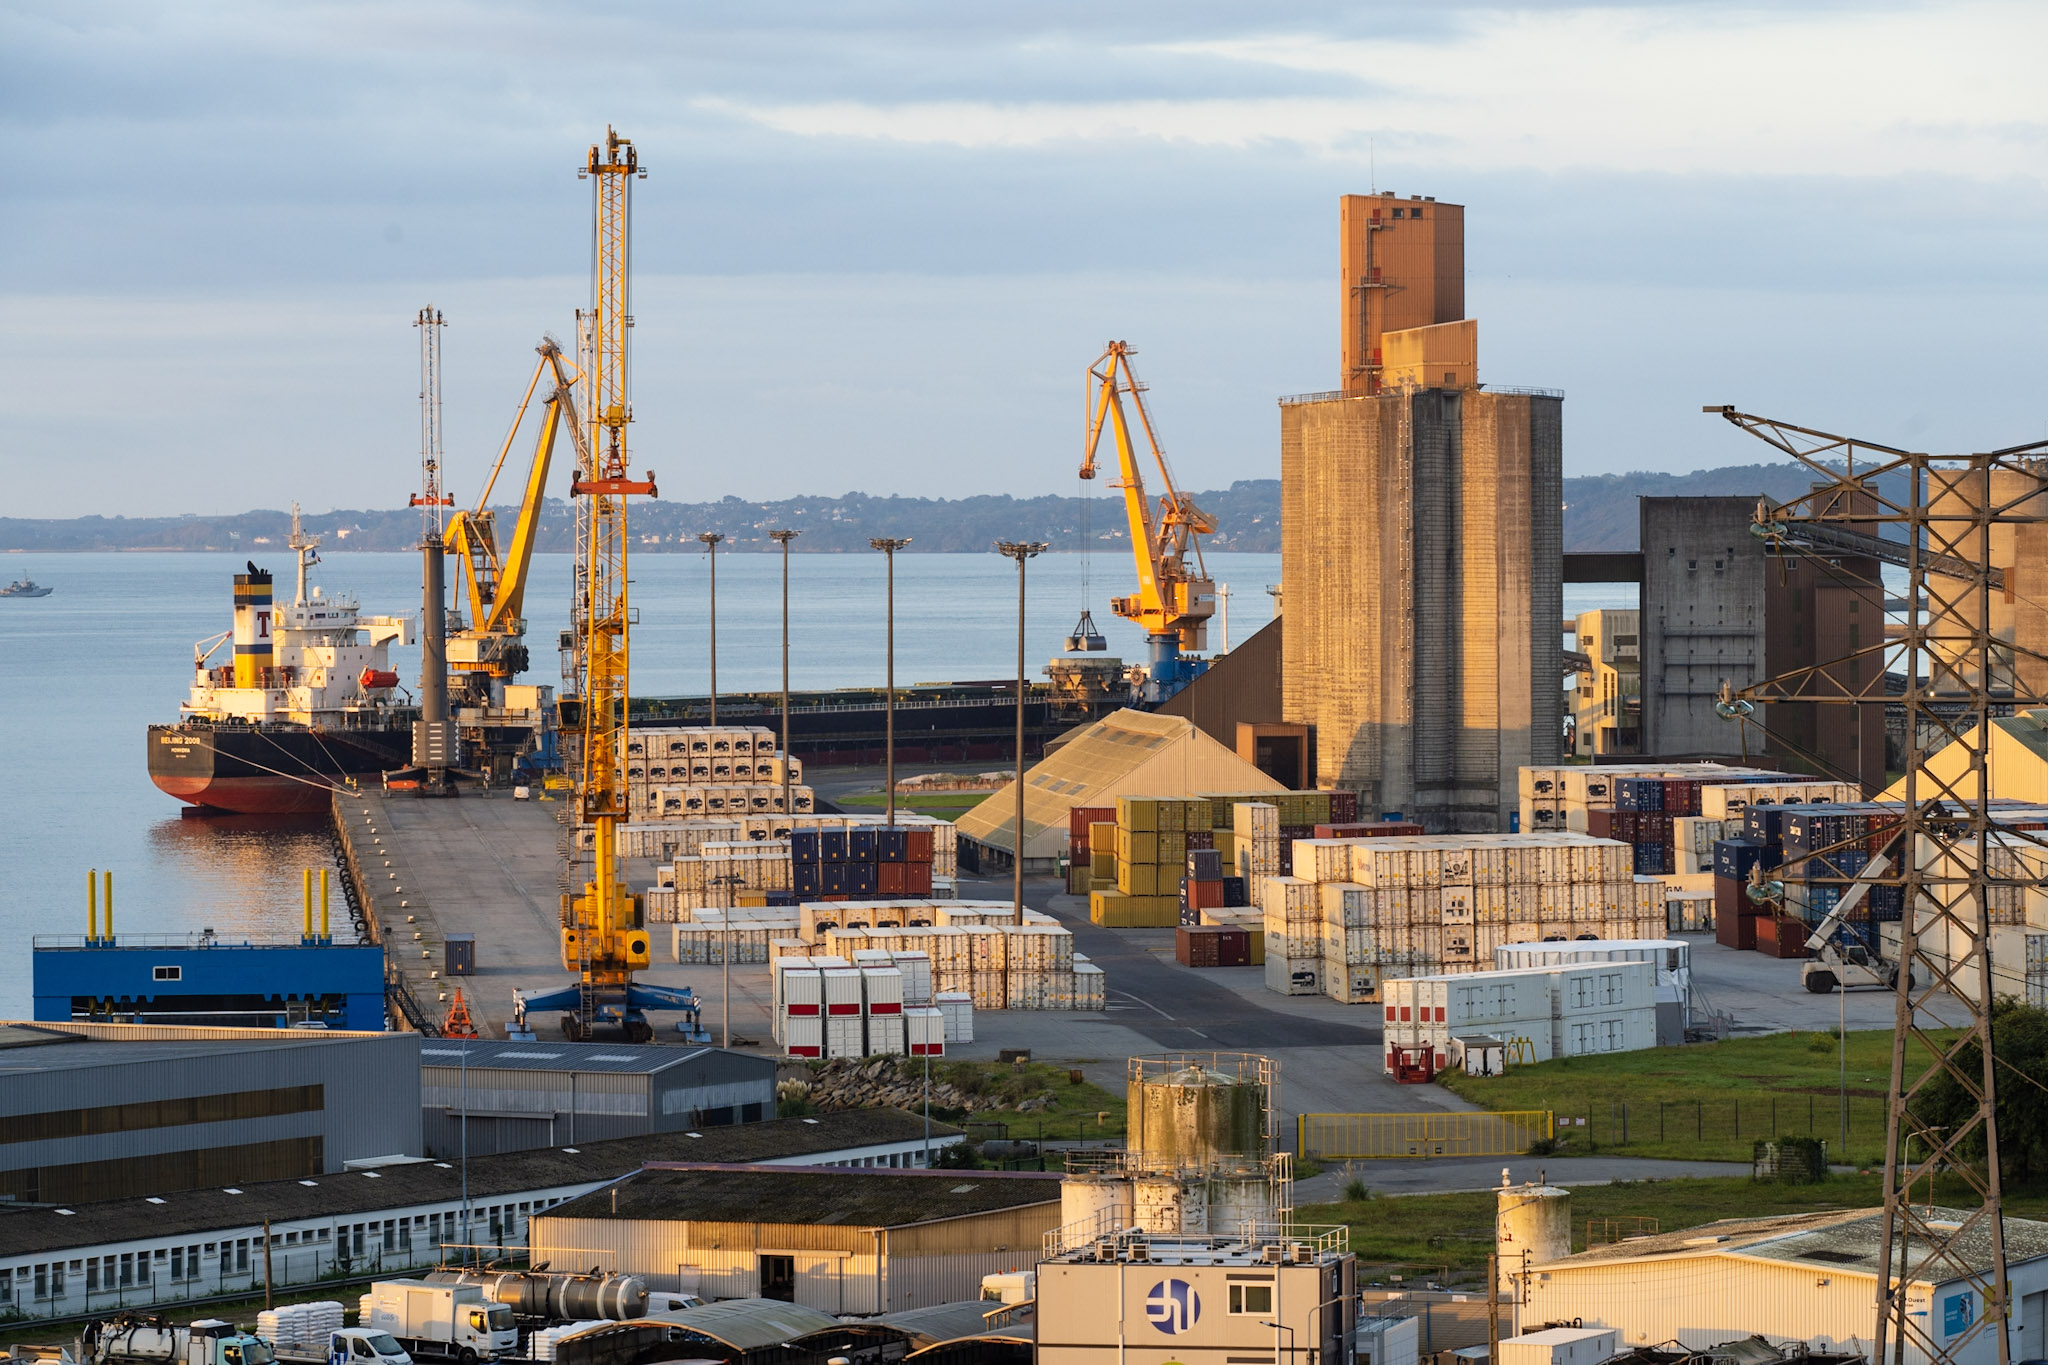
[
  {"x1": 1756, "y1": 914, "x2": 1811, "y2": 959},
  {"x1": 877, "y1": 862, "x2": 908, "y2": 895},
  {"x1": 1186, "y1": 830, "x2": 1215, "y2": 851},
  {"x1": 1070, "y1": 806, "x2": 1116, "y2": 840},
  {"x1": 1187, "y1": 879, "x2": 1225, "y2": 911},
  {"x1": 1216, "y1": 928, "x2": 1251, "y2": 967},
  {"x1": 905, "y1": 827, "x2": 935, "y2": 863},
  {"x1": 1585, "y1": 807, "x2": 1616, "y2": 840},
  {"x1": 906, "y1": 862, "x2": 933, "y2": 895},
  {"x1": 1328, "y1": 790, "x2": 1360, "y2": 824},
  {"x1": 1612, "y1": 810, "x2": 1638, "y2": 843},
  {"x1": 1176, "y1": 926, "x2": 1224, "y2": 968}
]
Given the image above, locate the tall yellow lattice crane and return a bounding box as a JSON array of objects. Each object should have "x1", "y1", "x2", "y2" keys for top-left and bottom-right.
[
  {"x1": 513, "y1": 127, "x2": 698, "y2": 1044},
  {"x1": 441, "y1": 337, "x2": 583, "y2": 704},
  {"x1": 1079, "y1": 340, "x2": 1217, "y2": 703}
]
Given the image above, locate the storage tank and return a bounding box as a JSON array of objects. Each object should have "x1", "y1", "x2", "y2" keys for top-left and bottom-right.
[
  {"x1": 1060, "y1": 1170, "x2": 1133, "y2": 1235},
  {"x1": 1127, "y1": 1053, "x2": 1272, "y2": 1169},
  {"x1": 1495, "y1": 1178, "x2": 1571, "y2": 1296},
  {"x1": 1132, "y1": 1172, "x2": 1206, "y2": 1234},
  {"x1": 425, "y1": 1269, "x2": 649, "y2": 1321},
  {"x1": 1205, "y1": 1166, "x2": 1275, "y2": 1238}
]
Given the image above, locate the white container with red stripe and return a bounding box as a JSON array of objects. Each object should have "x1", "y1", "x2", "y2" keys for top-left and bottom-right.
[
  {"x1": 862, "y1": 964, "x2": 904, "y2": 1020},
  {"x1": 775, "y1": 959, "x2": 822, "y2": 1049},
  {"x1": 823, "y1": 966, "x2": 865, "y2": 1018},
  {"x1": 784, "y1": 1014, "x2": 823, "y2": 1058},
  {"x1": 906, "y1": 1007, "x2": 945, "y2": 1056}
]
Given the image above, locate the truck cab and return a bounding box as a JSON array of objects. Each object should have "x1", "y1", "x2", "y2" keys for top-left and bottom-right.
[
  {"x1": 325, "y1": 1332, "x2": 411, "y2": 1365},
  {"x1": 458, "y1": 1306, "x2": 516, "y2": 1358}
]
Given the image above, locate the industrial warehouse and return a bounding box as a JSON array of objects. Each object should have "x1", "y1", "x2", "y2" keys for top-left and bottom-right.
[{"x1": 8, "y1": 6, "x2": 2045, "y2": 1361}]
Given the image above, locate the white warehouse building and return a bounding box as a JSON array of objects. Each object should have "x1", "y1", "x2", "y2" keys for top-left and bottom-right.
[{"x1": 1520, "y1": 1207, "x2": 2048, "y2": 1365}]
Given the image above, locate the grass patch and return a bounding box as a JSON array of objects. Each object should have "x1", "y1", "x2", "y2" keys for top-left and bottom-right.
[
  {"x1": 1437, "y1": 1029, "x2": 1932, "y2": 1164},
  {"x1": 926, "y1": 1059, "x2": 1129, "y2": 1143},
  {"x1": 1304, "y1": 1172, "x2": 2048, "y2": 1282}
]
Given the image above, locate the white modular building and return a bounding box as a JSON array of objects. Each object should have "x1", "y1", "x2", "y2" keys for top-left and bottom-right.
[{"x1": 1519, "y1": 1206, "x2": 2048, "y2": 1365}]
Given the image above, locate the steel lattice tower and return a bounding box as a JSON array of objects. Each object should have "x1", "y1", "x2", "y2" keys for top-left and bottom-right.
[{"x1": 1708, "y1": 406, "x2": 2048, "y2": 1365}]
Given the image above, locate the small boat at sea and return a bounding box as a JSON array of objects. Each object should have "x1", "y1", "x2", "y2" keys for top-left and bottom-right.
[{"x1": 0, "y1": 579, "x2": 51, "y2": 598}]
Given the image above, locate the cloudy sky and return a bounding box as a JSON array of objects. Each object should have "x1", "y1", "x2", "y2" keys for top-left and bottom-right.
[{"x1": 3, "y1": 1, "x2": 2043, "y2": 518}]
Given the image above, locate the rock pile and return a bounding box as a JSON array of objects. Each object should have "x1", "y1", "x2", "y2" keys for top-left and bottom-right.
[{"x1": 800, "y1": 1057, "x2": 1033, "y2": 1115}]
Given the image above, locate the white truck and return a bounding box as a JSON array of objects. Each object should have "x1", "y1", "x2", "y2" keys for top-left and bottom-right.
[
  {"x1": 358, "y1": 1282, "x2": 517, "y2": 1364},
  {"x1": 269, "y1": 1331, "x2": 411, "y2": 1365},
  {"x1": 78, "y1": 1318, "x2": 274, "y2": 1365}
]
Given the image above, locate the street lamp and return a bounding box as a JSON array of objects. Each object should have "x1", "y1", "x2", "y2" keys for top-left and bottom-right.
[
  {"x1": 697, "y1": 532, "x2": 725, "y2": 726},
  {"x1": 713, "y1": 870, "x2": 744, "y2": 1048},
  {"x1": 870, "y1": 537, "x2": 912, "y2": 824},
  {"x1": 995, "y1": 541, "x2": 1046, "y2": 917},
  {"x1": 770, "y1": 530, "x2": 800, "y2": 819}
]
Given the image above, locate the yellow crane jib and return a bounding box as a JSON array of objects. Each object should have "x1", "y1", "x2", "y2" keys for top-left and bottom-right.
[
  {"x1": 1079, "y1": 341, "x2": 1217, "y2": 701},
  {"x1": 440, "y1": 338, "x2": 592, "y2": 698}
]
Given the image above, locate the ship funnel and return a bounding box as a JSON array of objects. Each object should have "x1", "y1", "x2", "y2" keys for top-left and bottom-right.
[{"x1": 233, "y1": 568, "x2": 275, "y2": 688}]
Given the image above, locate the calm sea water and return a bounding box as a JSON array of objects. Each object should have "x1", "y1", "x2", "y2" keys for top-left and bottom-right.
[{"x1": 0, "y1": 548, "x2": 1634, "y2": 1017}]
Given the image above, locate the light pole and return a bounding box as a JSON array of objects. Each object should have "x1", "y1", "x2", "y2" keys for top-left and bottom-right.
[
  {"x1": 714, "y1": 870, "x2": 743, "y2": 1048},
  {"x1": 996, "y1": 541, "x2": 1046, "y2": 917},
  {"x1": 698, "y1": 532, "x2": 724, "y2": 726},
  {"x1": 770, "y1": 530, "x2": 800, "y2": 818},
  {"x1": 870, "y1": 538, "x2": 912, "y2": 824}
]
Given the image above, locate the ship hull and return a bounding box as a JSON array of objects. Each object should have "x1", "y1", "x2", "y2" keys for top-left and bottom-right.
[{"x1": 149, "y1": 722, "x2": 412, "y2": 814}]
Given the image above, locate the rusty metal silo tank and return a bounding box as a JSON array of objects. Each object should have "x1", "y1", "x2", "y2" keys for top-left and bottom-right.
[{"x1": 1127, "y1": 1052, "x2": 1276, "y2": 1171}]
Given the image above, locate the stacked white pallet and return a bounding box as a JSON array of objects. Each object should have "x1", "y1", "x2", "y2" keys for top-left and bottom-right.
[
  {"x1": 1383, "y1": 958, "x2": 1659, "y2": 1075},
  {"x1": 1234, "y1": 802, "x2": 1282, "y2": 905},
  {"x1": 530, "y1": 1324, "x2": 607, "y2": 1363},
  {"x1": 1264, "y1": 833, "x2": 1659, "y2": 1005},
  {"x1": 935, "y1": 990, "x2": 975, "y2": 1042},
  {"x1": 259, "y1": 1303, "x2": 345, "y2": 1354}
]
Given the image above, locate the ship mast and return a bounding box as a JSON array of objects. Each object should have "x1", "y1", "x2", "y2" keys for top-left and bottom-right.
[{"x1": 287, "y1": 503, "x2": 320, "y2": 607}]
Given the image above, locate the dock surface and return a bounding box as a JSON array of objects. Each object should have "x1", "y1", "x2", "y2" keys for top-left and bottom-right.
[{"x1": 335, "y1": 790, "x2": 769, "y2": 1041}]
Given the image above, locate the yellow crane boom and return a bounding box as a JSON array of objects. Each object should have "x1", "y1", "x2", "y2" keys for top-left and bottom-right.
[
  {"x1": 1079, "y1": 341, "x2": 1216, "y2": 699},
  {"x1": 441, "y1": 338, "x2": 585, "y2": 699}
]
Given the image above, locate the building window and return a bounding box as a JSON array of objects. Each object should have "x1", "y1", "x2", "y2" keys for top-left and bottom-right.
[
  {"x1": 171, "y1": 1248, "x2": 184, "y2": 1279},
  {"x1": 33, "y1": 1266, "x2": 46, "y2": 1300},
  {"x1": 0, "y1": 1271, "x2": 11, "y2": 1304},
  {"x1": 235, "y1": 1240, "x2": 250, "y2": 1273},
  {"x1": 1229, "y1": 1283, "x2": 1273, "y2": 1315}
]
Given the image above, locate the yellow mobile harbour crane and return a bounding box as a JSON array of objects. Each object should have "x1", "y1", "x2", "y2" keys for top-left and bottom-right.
[
  {"x1": 1068, "y1": 341, "x2": 1218, "y2": 704},
  {"x1": 512, "y1": 127, "x2": 699, "y2": 1043}
]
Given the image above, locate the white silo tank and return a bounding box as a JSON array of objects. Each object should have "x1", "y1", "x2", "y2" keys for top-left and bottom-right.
[
  {"x1": 1206, "y1": 1167, "x2": 1276, "y2": 1238},
  {"x1": 1061, "y1": 1171, "x2": 1133, "y2": 1235},
  {"x1": 1496, "y1": 1180, "x2": 1571, "y2": 1296},
  {"x1": 1133, "y1": 1172, "x2": 1200, "y2": 1234}
]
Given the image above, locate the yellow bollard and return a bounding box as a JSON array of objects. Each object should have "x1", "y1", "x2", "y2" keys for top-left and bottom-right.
[
  {"x1": 303, "y1": 868, "x2": 314, "y2": 943},
  {"x1": 320, "y1": 868, "x2": 331, "y2": 943},
  {"x1": 103, "y1": 870, "x2": 112, "y2": 941},
  {"x1": 88, "y1": 869, "x2": 97, "y2": 943}
]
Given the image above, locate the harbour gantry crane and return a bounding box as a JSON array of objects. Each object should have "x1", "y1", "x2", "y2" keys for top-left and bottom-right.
[
  {"x1": 511, "y1": 126, "x2": 699, "y2": 1044},
  {"x1": 1078, "y1": 341, "x2": 1217, "y2": 703},
  {"x1": 441, "y1": 336, "x2": 585, "y2": 706}
]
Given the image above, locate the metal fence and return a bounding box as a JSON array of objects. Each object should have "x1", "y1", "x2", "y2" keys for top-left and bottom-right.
[
  {"x1": 1547, "y1": 1094, "x2": 1888, "y2": 1159},
  {"x1": 1298, "y1": 1111, "x2": 1555, "y2": 1159}
]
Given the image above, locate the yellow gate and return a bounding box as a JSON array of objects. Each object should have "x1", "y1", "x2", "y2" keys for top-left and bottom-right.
[{"x1": 1297, "y1": 1111, "x2": 1553, "y2": 1159}]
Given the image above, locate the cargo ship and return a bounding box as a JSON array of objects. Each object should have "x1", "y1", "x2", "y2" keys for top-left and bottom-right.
[{"x1": 148, "y1": 510, "x2": 416, "y2": 814}]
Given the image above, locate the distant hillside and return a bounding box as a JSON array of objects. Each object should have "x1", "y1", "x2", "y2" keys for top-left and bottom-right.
[{"x1": 0, "y1": 463, "x2": 1866, "y2": 555}]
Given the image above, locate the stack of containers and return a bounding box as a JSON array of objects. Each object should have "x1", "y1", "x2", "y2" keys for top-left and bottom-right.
[
  {"x1": 654, "y1": 814, "x2": 959, "y2": 919},
  {"x1": 1382, "y1": 958, "x2": 1659, "y2": 1075},
  {"x1": 936, "y1": 990, "x2": 974, "y2": 1042},
  {"x1": 1067, "y1": 805, "x2": 1115, "y2": 894},
  {"x1": 1263, "y1": 832, "x2": 1656, "y2": 1005},
  {"x1": 823, "y1": 965, "x2": 866, "y2": 1058},
  {"x1": 788, "y1": 823, "x2": 936, "y2": 901},
  {"x1": 1178, "y1": 848, "x2": 1228, "y2": 925},
  {"x1": 1517, "y1": 762, "x2": 1814, "y2": 835},
  {"x1": 1073, "y1": 957, "x2": 1107, "y2": 1009},
  {"x1": 1090, "y1": 796, "x2": 1200, "y2": 926},
  {"x1": 1233, "y1": 802, "x2": 1282, "y2": 898},
  {"x1": 623, "y1": 724, "x2": 815, "y2": 820},
  {"x1": 1175, "y1": 923, "x2": 1252, "y2": 967},
  {"x1": 862, "y1": 961, "x2": 905, "y2": 1055},
  {"x1": 774, "y1": 955, "x2": 825, "y2": 1058}
]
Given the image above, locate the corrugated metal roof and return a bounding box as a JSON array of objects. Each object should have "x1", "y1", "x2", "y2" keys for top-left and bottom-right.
[
  {"x1": 1543, "y1": 1206, "x2": 2048, "y2": 1284},
  {"x1": 0, "y1": 1025, "x2": 399, "y2": 1074},
  {"x1": 564, "y1": 1298, "x2": 838, "y2": 1351},
  {"x1": 545, "y1": 1164, "x2": 1061, "y2": 1228},
  {"x1": 417, "y1": 1041, "x2": 756, "y2": 1076},
  {"x1": 954, "y1": 707, "x2": 1281, "y2": 858},
  {"x1": 874, "y1": 1301, "x2": 1036, "y2": 1348},
  {"x1": 0, "y1": 1109, "x2": 960, "y2": 1258}
]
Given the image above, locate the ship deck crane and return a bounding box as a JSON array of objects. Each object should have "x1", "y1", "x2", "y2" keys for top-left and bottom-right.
[
  {"x1": 511, "y1": 126, "x2": 698, "y2": 1044},
  {"x1": 441, "y1": 337, "x2": 583, "y2": 705},
  {"x1": 1079, "y1": 341, "x2": 1217, "y2": 704}
]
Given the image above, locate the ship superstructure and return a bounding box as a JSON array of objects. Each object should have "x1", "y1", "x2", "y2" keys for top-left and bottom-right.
[{"x1": 148, "y1": 508, "x2": 417, "y2": 813}]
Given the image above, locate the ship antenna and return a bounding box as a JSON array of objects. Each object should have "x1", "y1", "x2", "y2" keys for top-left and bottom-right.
[{"x1": 287, "y1": 503, "x2": 321, "y2": 606}]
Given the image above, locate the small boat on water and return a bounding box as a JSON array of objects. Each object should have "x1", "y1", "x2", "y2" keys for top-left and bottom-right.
[{"x1": 0, "y1": 579, "x2": 51, "y2": 598}]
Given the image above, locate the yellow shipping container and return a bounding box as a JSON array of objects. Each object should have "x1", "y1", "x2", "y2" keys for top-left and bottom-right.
[
  {"x1": 1090, "y1": 851, "x2": 1116, "y2": 879},
  {"x1": 1122, "y1": 863, "x2": 1161, "y2": 897},
  {"x1": 1090, "y1": 888, "x2": 1129, "y2": 925},
  {"x1": 1116, "y1": 829, "x2": 1160, "y2": 865},
  {"x1": 1089, "y1": 821, "x2": 1117, "y2": 854},
  {"x1": 1117, "y1": 796, "x2": 1159, "y2": 832},
  {"x1": 1159, "y1": 830, "x2": 1187, "y2": 865}
]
